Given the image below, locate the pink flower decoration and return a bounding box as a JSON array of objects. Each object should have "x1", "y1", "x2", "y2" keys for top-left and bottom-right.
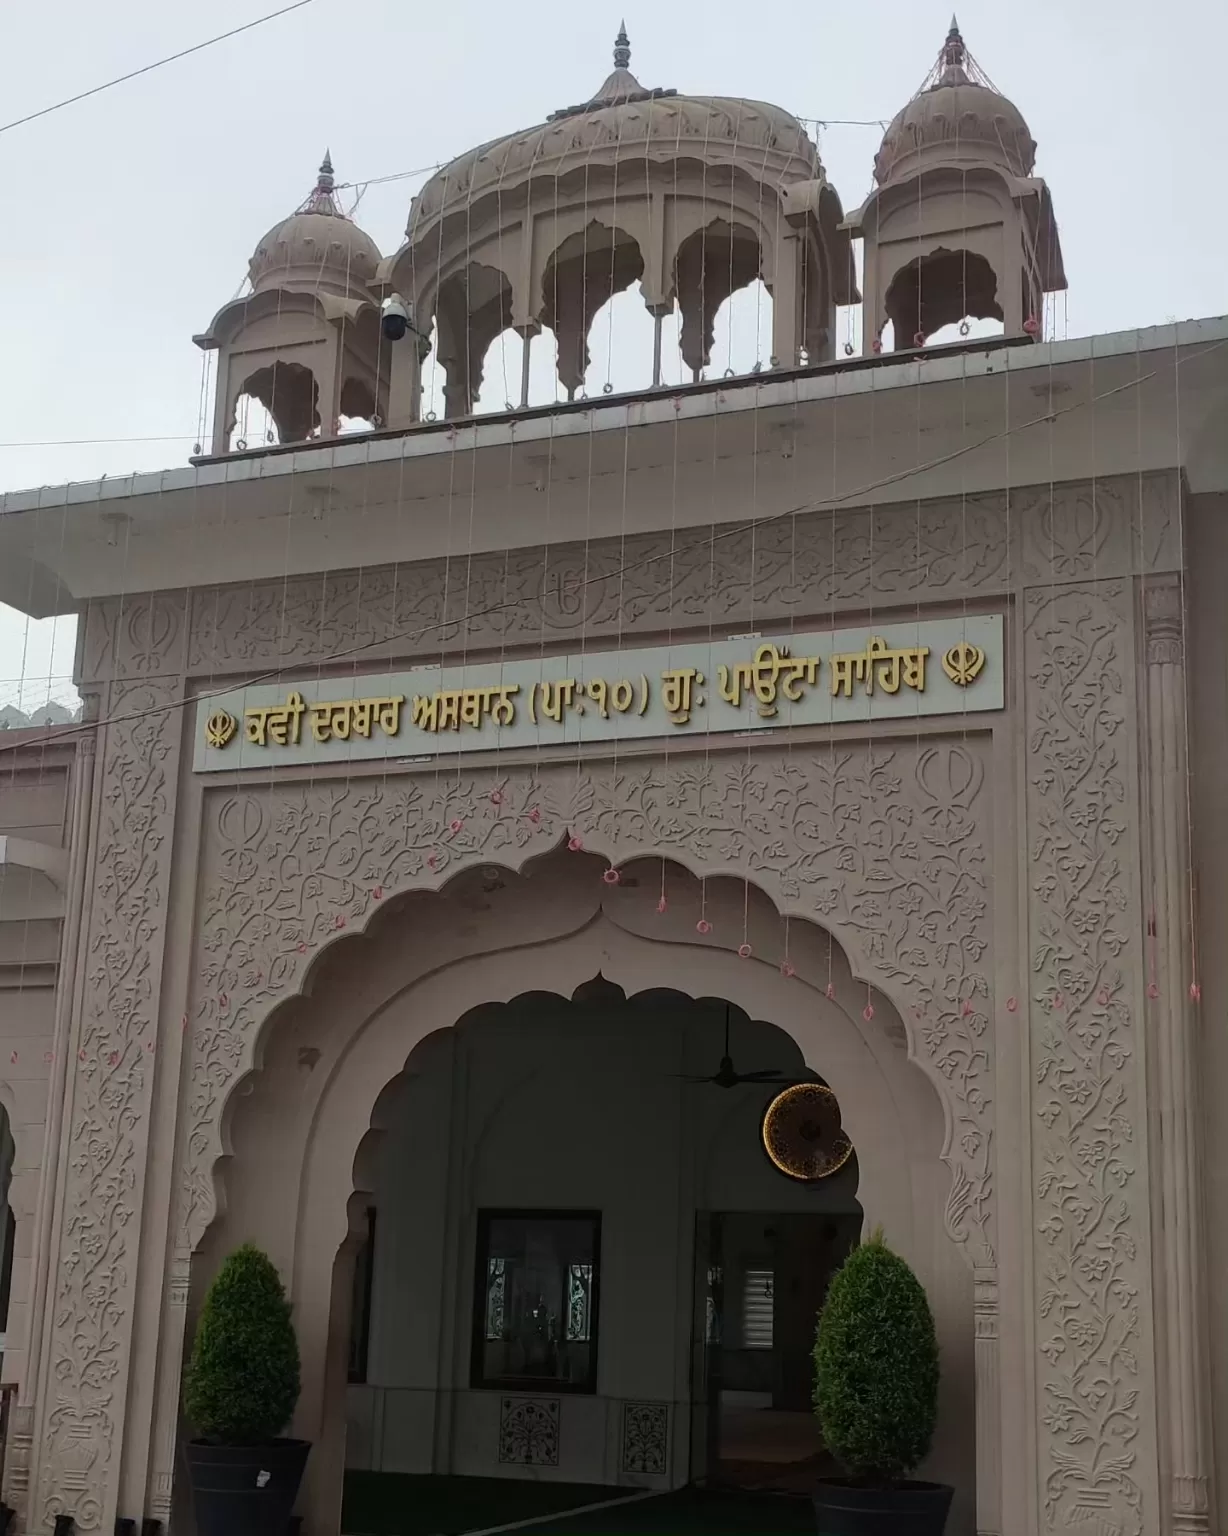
[
  {"x1": 1053, "y1": 991, "x2": 1065, "y2": 1010},
  {"x1": 696, "y1": 918, "x2": 712, "y2": 935},
  {"x1": 961, "y1": 1000, "x2": 974, "y2": 1018},
  {"x1": 43, "y1": 1050, "x2": 53, "y2": 1065},
  {"x1": 913, "y1": 330, "x2": 926, "y2": 347},
  {"x1": 1147, "y1": 980, "x2": 1160, "y2": 999},
  {"x1": 490, "y1": 789, "x2": 504, "y2": 805},
  {"x1": 568, "y1": 835, "x2": 584, "y2": 852},
  {"x1": 219, "y1": 993, "x2": 229, "y2": 1010},
  {"x1": 1024, "y1": 315, "x2": 1041, "y2": 336},
  {"x1": 602, "y1": 868, "x2": 621, "y2": 885},
  {"x1": 108, "y1": 1051, "x2": 118, "y2": 1067},
  {"x1": 78, "y1": 1048, "x2": 86, "y2": 1063},
  {"x1": 373, "y1": 885, "x2": 383, "y2": 900},
  {"x1": 335, "y1": 914, "x2": 346, "y2": 929},
  {"x1": 825, "y1": 983, "x2": 835, "y2": 1000},
  {"x1": 781, "y1": 960, "x2": 796, "y2": 978},
  {"x1": 1097, "y1": 987, "x2": 1111, "y2": 1006},
  {"x1": 298, "y1": 942, "x2": 308, "y2": 954},
  {"x1": 1006, "y1": 997, "x2": 1019, "y2": 1013},
  {"x1": 449, "y1": 818, "x2": 464, "y2": 835},
  {"x1": 862, "y1": 1003, "x2": 875, "y2": 1022},
  {"x1": 656, "y1": 897, "x2": 668, "y2": 914},
  {"x1": 1190, "y1": 980, "x2": 1202, "y2": 1002},
  {"x1": 738, "y1": 943, "x2": 753, "y2": 959},
  {"x1": 427, "y1": 852, "x2": 439, "y2": 871},
  {"x1": 8, "y1": 1052, "x2": 16, "y2": 1067},
  {"x1": 527, "y1": 807, "x2": 542, "y2": 824}
]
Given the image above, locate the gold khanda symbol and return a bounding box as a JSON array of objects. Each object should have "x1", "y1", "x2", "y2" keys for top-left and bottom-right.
[
  {"x1": 942, "y1": 641, "x2": 986, "y2": 688},
  {"x1": 205, "y1": 710, "x2": 238, "y2": 749}
]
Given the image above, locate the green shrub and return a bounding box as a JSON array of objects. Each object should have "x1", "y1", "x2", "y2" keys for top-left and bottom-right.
[
  {"x1": 812, "y1": 1230, "x2": 939, "y2": 1485},
  {"x1": 183, "y1": 1244, "x2": 301, "y2": 1445}
]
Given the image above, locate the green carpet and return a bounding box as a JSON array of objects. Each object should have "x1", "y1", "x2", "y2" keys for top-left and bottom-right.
[
  {"x1": 342, "y1": 1473, "x2": 813, "y2": 1535},
  {"x1": 514, "y1": 1487, "x2": 814, "y2": 1533},
  {"x1": 341, "y1": 1472, "x2": 628, "y2": 1534}
]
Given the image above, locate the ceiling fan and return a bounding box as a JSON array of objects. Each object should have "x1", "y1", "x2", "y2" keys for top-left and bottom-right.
[{"x1": 678, "y1": 1004, "x2": 789, "y2": 1090}]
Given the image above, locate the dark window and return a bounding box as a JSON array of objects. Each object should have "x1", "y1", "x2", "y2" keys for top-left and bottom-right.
[
  {"x1": 471, "y1": 1210, "x2": 601, "y2": 1393},
  {"x1": 348, "y1": 1207, "x2": 376, "y2": 1384}
]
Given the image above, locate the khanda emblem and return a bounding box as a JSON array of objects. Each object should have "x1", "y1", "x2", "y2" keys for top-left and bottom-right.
[
  {"x1": 941, "y1": 641, "x2": 986, "y2": 688},
  {"x1": 205, "y1": 710, "x2": 238, "y2": 749}
]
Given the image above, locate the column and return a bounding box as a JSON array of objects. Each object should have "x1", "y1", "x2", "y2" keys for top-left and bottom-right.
[
  {"x1": 3, "y1": 704, "x2": 97, "y2": 1529},
  {"x1": 1144, "y1": 578, "x2": 1215, "y2": 1534},
  {"x1": 24, "y1": 602, "x2": 185, "y2": 1531}
]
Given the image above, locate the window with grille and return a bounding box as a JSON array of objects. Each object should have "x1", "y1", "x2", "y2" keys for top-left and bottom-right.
[
  {"x1": 741, "y1": 1267, "x2": 775, "y2": 1350},
  {"x1": 472, "y1": 1210, "x2": 602, "y2": 1393}
]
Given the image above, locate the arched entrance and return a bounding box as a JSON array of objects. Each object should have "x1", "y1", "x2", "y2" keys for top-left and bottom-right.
[{"x1": 196, "y1": 854, "x2": 974, "y2": 1535}]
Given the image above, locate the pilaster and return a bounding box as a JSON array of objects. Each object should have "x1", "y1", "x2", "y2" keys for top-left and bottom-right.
[
  {"x1": 26, "y1": 597, "x2": 186, "y2": 1532},
  {"x1": 1142, "y1": 576, "x2": 1215, "y2": 1534}
]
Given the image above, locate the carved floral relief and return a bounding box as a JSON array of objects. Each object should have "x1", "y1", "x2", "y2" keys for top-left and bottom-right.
[
  {"x1": 184, "y1": 495, "x2": 1015, "y2": 674},
  {"x1": 1025, "y1": 581, "x2": 1149, "y2": 1536},
  {"x1": 183, "y1": 739, "x2": 994, "y2": 1265},
  {"x1": 39, "y1": 679, "x2": 180, "y2": 1531}
]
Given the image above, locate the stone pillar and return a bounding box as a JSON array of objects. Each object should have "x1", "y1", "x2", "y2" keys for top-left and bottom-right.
[
  {"x1": 4, "y1": 702, "x2": 97, "y2": 1530},
  {"x1": 1143, "y1": 577, "x2": 1215, "y2": 1534},
  {"x1": 24, "y1": 596, "x2": 185, "y2": 1532},
  {"x1": 1024, "y1": 580, "x2": 1160, "y2": 1536}
]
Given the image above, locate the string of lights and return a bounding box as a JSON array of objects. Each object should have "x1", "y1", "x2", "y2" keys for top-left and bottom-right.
[{"x1": 0, "y1": 354, "x2": 1193, "y2": 759}]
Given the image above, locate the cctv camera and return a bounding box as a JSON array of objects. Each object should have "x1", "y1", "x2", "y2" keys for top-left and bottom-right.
[{"x1": 381, "y1": 293, "x2": 412, "y2": 342}]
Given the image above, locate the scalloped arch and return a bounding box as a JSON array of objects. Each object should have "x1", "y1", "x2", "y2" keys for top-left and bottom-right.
[{"x1": 184, "y1": 734, "x2": 997, "y2": 1276}]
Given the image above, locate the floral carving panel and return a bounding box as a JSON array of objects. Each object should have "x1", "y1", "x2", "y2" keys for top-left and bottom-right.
[
  {"x1": 1025, "y1": 582, "x2": 1152, "y2": 1535},
  {"x1": 185, "y1": 495, "x2": 1012, "y2": 673},
  {"x1": 185, "y1": 739, "x2": 994, "y2": 1267},
  {"x1": 39, "y1": 679, "x2": 180, "y2": 1531}
]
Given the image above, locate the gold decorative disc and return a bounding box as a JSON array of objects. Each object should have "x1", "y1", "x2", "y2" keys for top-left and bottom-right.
[{"x1": 761, "y1": 1082, "x2": 853, "y2": 1182}]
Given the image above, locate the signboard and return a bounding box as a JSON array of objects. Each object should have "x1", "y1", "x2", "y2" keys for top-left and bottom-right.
[{"x1": 192, "y1": 614, "x2": 1003, "y2": 773}]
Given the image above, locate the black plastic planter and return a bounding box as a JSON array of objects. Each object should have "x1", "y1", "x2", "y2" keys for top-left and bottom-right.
[
  {"x1": 184, "y1": 1438, "x2": 309, "y2": 1536},
  {"x1": 812, "y1": 1479, "x2": 954, "y2": 1536}
]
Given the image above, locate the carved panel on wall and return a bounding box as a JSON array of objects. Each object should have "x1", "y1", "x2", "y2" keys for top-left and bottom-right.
[
  {"x1": 1017, "y1": 472, "x2": 1179, "y2": 586},
  {"x1": 184, "y1": 494, "x2": 1015, "y2": 675},
  {"x1": 1024, "y1": 582, "x2": 1151, "y2": 1536},
  {"x1": 183, "y1": 740, "x2": 994, "y2": 1269},
  {"x1": 38, "y1": 678, "x2": 181, "y2": 1531},
  {"x1": 80, "y1": 592, "x2": 187, "y2": 683},
  {"x1": 621, "y1": 1401, "x2": 669, "y2": 1476},
  {"x1": 498, "y1": 1397, "x2": 560, "y2": 1467}
]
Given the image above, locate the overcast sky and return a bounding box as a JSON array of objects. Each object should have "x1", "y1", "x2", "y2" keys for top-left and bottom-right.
[{"x1": 1, "y1": 0, "x2": 1224, "y2": 712}]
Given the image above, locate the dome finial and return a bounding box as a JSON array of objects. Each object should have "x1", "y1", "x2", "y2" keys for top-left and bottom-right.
[
  {"x1": 937, "y1": 16, "x2": 970, "y2": 85},
  {"x1": 302, "y1": 150, "x2": 341, "y2": 216},
  {"x1": 613, "y1": 21, "x2": 631, "y2": 70}
]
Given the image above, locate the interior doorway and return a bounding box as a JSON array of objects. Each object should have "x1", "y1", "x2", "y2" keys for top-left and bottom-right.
[{"x1": 691, "y1": 1210, "x2": 861, "y2": 1491}]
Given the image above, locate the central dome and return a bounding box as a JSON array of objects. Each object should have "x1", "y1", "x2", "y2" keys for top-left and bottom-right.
[
  {"x1": 409, "y1": 26, "x2": 821, "y2": 238},
  {"x1": 378, "y1": 27, "x2": 854, "y2": 418}
]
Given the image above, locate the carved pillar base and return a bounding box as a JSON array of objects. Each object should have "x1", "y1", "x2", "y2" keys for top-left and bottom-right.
[
  {"x1": 974, "y1": 1269, "x2": 1002, "y2": 1536},
  {"x1": 1172, "y1": 1473, "x2": 1210, "y2": 1534}
]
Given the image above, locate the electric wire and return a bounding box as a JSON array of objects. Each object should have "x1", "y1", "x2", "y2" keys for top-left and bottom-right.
[
  {"x1": 1, "y1": 353, "x2": 1197, "y2": 759},
  {"x1": 0, "y1": 0, "x2": 321, "y2": 137}
]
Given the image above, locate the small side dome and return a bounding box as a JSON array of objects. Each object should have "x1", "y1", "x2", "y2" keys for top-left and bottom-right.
[
  {"x1": 874, "y1": 19, "x2": 1036, "y2": 188},
  {"x1": 249, "y1": 153, "x2": 382, "y2": 296}
]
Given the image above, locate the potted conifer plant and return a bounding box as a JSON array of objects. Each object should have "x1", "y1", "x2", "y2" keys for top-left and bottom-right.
[
  {"x1": 811, "y1": 1231, "x2": 952, "y2": 1536},
  {"x1": 183, "y1": 1244, "x2": 309, "y2": 1536}
]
